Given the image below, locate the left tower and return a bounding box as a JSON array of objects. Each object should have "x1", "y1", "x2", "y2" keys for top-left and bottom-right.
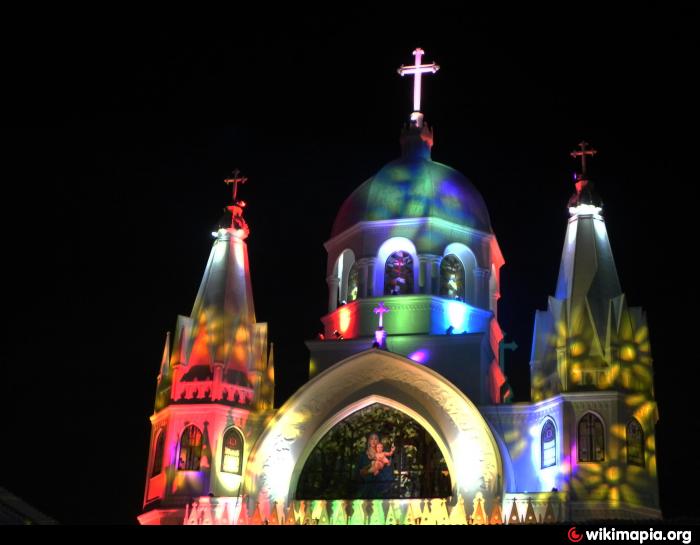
[{"x1": 138, "y1": 175, "x2": 275, "y2": 525}]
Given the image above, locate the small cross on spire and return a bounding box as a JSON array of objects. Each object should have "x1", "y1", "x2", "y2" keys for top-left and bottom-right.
[
  {"x1": 224, "y1": 169, "x2": 247, "y2": 204},
  {"x1": 398, "y1": 48, "x2": 440, "y2": 118},
  {"x1": 373, "y1": 301, "x2": 390, "y2": 329},
  {"x1": 570, "y1": 141, "x2": 597, "y2": 178},
  {"x1": 223, "y1": 169, "x2": 250, "y2": 236}
]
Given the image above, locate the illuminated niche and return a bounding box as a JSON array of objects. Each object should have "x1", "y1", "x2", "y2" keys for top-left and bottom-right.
[
  {"x1": 296, "y1": 403, "x2": 450, "y2": 500},
  {"x1": 440, "y1": 254, "x2": 465, "y2": 301},
  {"x1": 384, "y1": 251, "x2": 414, "y2": 295}
]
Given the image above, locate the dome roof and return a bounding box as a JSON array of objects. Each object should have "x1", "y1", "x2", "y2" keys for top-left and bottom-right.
[{"x1": 331, "y1": 128, "x2": 492, "y2": 237}]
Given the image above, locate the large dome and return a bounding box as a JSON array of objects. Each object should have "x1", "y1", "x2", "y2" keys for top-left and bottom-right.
[{"x1": 331, "y1": 129, "x2": 493, "y2": 237}]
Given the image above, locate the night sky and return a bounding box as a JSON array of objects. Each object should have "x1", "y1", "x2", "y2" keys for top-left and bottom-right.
[{"x1": 3, "y1": 9, "x2": 697, "y2": 524}]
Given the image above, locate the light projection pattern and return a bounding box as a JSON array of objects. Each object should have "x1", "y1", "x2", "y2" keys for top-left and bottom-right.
[{"x1": 331, "y1": 159, "x2": 493, "y2": 237}]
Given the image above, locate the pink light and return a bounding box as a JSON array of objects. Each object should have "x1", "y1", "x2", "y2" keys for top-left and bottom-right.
[{"x1": 407, "y1": 349, "x2": 430, "y2": 364}]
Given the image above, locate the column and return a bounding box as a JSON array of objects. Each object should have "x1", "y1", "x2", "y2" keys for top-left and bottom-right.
[
  {"x1": 356, "y1": 257, "x2": 374, "y2": 299},
  {"x1": 420, "y1": 255, "x2": 441, "y2": 295},
  {"x1": 473, "y1": 267, "x2": 490, "y2": 310},
  {"x1": 327, "y1": 274, "x2": 339, "y2": 312}
]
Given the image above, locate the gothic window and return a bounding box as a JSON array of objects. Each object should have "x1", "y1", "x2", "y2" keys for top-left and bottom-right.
[
  {"x1": 348, "y1": 263, "x2": 360, "y2": 302},
  {"x1": 384, "y1": 251, "x2": 413, "y2": 295},
  {"x1": 178, "y1": 425, "x2": 203, "y2": 471},
  {"x1": 578, "y1": 413, "x2": 605, "y2": 462},
  {"x1": 222, "y1": 427, "x2": 244, "y2": 475},
  {"x1": 151, "y1": 430, "x2": 165, "y2": 477},
  {"x1": 440, "y1": 254, "x2": 465, "y2": 300},
  {"x1": 626, "y1": 419, "x2": 645, "y2": 467},
  {"x1": 541, "y1": 420, "x2": 556, "y2": 469}
]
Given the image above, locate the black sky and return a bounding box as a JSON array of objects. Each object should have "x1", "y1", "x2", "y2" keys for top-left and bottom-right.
[{"x1": 2, "y1": 9, "x2": 698, "y2": 524}]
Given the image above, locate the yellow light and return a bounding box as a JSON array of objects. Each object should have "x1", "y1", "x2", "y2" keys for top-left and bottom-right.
[
  {"x1": 606, "y1": 466, "x2": 620, "y2": 484},
  {"x1": 570, "y1": 341, "x2": 586, "y2": 357},
  {"x1": 620, "y1": 344, "x2": 636, "y2": 362}
]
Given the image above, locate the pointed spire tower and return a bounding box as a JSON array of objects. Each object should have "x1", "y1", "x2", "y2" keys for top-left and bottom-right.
[
  {"x1": 530, "y1": 144, "x2": 655, "y2": 400},
  {"x1": 140, "y1": 172, "x2": 275, "y2": 525}
]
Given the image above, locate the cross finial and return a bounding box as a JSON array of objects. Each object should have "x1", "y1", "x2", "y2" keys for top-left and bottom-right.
[
  {"x1": 570, "y1": 141, "x2": 597, "y2": 177},
  {"x1": 373, "y1": 301, "x2": 390, "y2": 328},
  {"x1": 397, "y1": 48, "x2": 440, "y2": 121},
  {"x1": 223, "y1": 169, "x2": 250, "y2": 236},
  {"x1": 224, "y1": 169, "x2": 247, "y2": 203}
]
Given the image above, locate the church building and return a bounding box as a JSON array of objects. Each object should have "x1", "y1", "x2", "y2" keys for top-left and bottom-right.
[{"x1": 138, "y1": 49, "x2": 661, "y2": 525}]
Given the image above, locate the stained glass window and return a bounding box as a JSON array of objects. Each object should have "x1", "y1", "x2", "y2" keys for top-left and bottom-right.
[
  {"x1": 222, "y1": 427, "x2": 244, "y2": 474},
  {"x1": 440, "y1": 254, "x2": 465, "y2": 300},
  {"x1": 578, "y1": 413, "x2": 605, "y2": 462},
  {"x1": 626, "y1": 419, "x2": 645, "y2": 466},
  {"x1": 151, "y1": 430, "x2": 165, "y2": 477},
  {"x1": 541, "y1": 420, "x2": 556, "y2": 468},
  {"x1": 384, "y1": 251, "x2": 413, "y2": 295},
  {"x1": 178, "y1": 425, "x2": 203, "y2": 471}
]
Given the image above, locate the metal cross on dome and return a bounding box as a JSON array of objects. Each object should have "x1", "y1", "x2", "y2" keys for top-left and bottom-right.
[
  {"x1": 373, "y1": 301, "x2": 390, "y2": 328},
  {"x1": 397, "y1": 48, "x2": 440, "y2": 113}
]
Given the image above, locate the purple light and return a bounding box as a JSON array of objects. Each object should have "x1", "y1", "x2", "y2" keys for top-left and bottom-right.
[{"x1": 408, "y1": 349, "x2": 430, "y2": 364}]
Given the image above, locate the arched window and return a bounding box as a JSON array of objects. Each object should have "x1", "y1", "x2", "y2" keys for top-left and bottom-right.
[
  {"x1": 347, "y1": 263, "x2": 359, "y2": 302},
  {"x1": 384, "y1": 251, "x2": 413, "y2": 295},
  {"x1": 178, "y1": 425, "x2": 203, "y2": 471},
  {"x1": 440, "y1": 254, "x2": 466, "y2": 300},
  {"x1": 222, "y1": 427, "x2": 244, "y2": 475},
  {"x1": 151, "y1": 429, "x2": 165, "y2": 477},
  {"x1": 541, "y1": 420, "x2": 556, "y2": 469},
  {"x1": 578, "y1": 413, "x2": 605, "y2": 462},
  {"x1": 626, "y1": 419, "x2": 645, "y2": 466}
]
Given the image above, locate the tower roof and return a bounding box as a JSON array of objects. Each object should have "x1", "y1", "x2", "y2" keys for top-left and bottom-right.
[
  {"x1": 331, "y1": 126, "x2": 493, "y2": 237},
  {"x1": 187, "y1": 227, "x2": 257, "y2": 371}
]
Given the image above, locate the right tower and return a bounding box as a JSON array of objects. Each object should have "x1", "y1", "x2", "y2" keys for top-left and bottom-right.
[{"x1": 530, "y1": 142, "x2": 661, "y2": 518}]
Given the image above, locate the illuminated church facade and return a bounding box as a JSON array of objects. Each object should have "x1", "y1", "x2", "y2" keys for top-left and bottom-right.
[{"x1": 138, "y1": 50, "x2": 661, "y2": 525}]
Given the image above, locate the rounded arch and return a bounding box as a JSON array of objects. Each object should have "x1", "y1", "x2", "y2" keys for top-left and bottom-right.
[
  {"x1": 374, "y1": 237, "x2": 418, "y2": 297},
  {"x1": 331, "y1": 249, "x2": 356, "y2": 308},
  {"x1": 245, "y1": 349, "x2": 504, "y2": 507},
  {"x1": 294, "y1": 396, "x2": 454, "y2": 499},
  {"x1": 442, "y1": 243, "x2": 477, "y2": 304}
]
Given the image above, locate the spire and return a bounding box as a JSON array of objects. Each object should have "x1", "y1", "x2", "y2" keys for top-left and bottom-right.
[
  {"x1": 556, "y1": 144, "x2": 621, "y2": 337},
  {"x1": 188, "y1": 172, "x2": 257, "y2": 371},
  {"x1": 158, "y1": 331, "x2": 171, "y2": 379}
]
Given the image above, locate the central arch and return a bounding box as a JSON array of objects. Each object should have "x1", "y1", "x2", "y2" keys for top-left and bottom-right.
[
  {"x1": 295, "y1": 397, "x2": 453, "y2": 499},
  {"x1": 245, "y1": 350, "x2": 504, "y2": 509}
]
